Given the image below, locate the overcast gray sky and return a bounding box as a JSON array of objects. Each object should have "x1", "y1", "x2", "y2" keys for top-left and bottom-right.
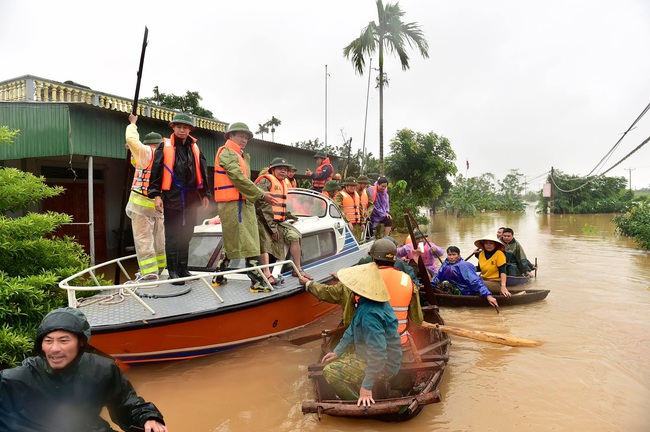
[{"x1": 2, "y1": 0, "x2": 650, "y2": 190}]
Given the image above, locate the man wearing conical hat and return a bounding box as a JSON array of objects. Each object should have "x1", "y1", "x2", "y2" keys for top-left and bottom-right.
[
  {"x1": 124, "y1": 114, "x2": 166, "y2": 284},
  {"x1": 213, "y1": 122, "x2": 279, "y2": 292},
  {"x1": 336, "y1": 177, "x2": 363, "y2": 242},
  {"x1": 305, "y1": 152, "x2": 333, "y2": 192},
  {"x1": 254, "y1": 157, "x2": 312, "y2": 284},
  {"x1": 149, "y1": 112, "x2": 211, "y2": 285},
  {"x1": 318, "y1": 262, "x2": 402, "y2": 405}
]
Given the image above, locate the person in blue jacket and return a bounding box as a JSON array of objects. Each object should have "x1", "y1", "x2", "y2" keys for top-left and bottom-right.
[{"x1": 432, "y1": 245, "x2": 499, "y2": 309}]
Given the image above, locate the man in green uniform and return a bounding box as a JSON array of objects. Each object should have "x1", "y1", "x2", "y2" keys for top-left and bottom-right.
[
  {"x1": 255, "y1": 157, "x2": 312, "y2": 283},
  {"x1": 320, "y1": 263, "x2": 402, "y2": 405},
  {"x1": 213, "y1": 122, "x2": 278, "y2": 292}
]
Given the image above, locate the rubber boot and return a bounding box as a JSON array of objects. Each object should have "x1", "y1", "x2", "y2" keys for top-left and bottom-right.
[
  {"x1": 246, "y1": 256, "x2": 271, "y2": 293},
  {"x1": 166, "y1": 252, "x2": 184, "y2": 286},
  {"x1": 178, "y1": 251, "x2": 192, "y2": 278}
]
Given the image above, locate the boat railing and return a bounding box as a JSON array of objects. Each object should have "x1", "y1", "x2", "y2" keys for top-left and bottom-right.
[{"x1": 58, "y1": 254, "x2": 298, "y2": 315}]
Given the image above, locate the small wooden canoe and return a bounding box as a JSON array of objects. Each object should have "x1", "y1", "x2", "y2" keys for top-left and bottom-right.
[
  {"x1": 434, "y1": 289, "x2": 550, "y2": 307},
  {"x1": 482, "y1": 275, "x2": 531, "y2": 293},
  {"x1": 301, "y1": 307, "x2": 451, "y2": 422}
]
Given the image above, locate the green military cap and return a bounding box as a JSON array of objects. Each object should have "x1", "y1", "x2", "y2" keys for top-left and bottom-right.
[
  {"x1": 323, "y1": 180, "x2": 341, "y2": 192},
  {"x1": 169, "y1": 112, "x2": 194, "y2": 128},
  {"x1": 356, "y1": 174, "x2": 371, "y2": 184},
  {"x1": 313, "y1": 152, "x2": 327, "y2": 159},
  {"x1": 225, "y1": 122, "x2": 253, "y2": 139},
  {"x1": 142, "y1": 132, "x2": 162, "y2": 144},
  {"x1": 342, "y1": 176, "x2": 358, "y2": 186},
  {"x1": 269, "y1": 157, "x2": 291, "y2": 169}
]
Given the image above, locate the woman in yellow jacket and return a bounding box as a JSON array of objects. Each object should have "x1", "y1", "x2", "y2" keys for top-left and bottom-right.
[{"x1": 473, "y1": 235, "x2": 511, "y2": 297}]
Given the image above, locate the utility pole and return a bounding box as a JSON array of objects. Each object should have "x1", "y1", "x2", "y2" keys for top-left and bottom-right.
[
  {"x1": 325, "y1": 65, "x2": 329, "y2": 147},
  {"x1": 624, "y1": 167, "x2": 635, "y2": 191}
]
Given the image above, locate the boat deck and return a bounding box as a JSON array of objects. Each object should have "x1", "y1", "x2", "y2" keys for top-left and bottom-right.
[{"x1": 76, "y1": 246, "x2": 370, "y2": 330}]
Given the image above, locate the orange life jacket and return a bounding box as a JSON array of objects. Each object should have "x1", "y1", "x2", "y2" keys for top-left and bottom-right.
[
  {"x1": 368, "y1": 185, "x2": 378, "y2": 204},
  {"x1": 213, "y1": 139, "x2": 249, "y2": 202},
  {"x1": 339, "y1": 190, "x2": 361, "y2": 224},
  {"x1": 131, "y1": 144, "x2": 157, "y2": 196},
  {"x1": 312, "y1": 157, "x2": 333, "y2": 189},
  {"x1": 255, "y1": 174, "x2": 287, "y2": 221},
  {"x1": 379, "y1": 266, "x2": 414, "y2": 345},
  {"x1": 358, "y1": 187, "x2": 369, "y2": 216},
  {"x1": 285, "y1": 178, "x2": 297, "y2": 189},
  {"x1": 161, "y1": 136, "x2": 203, "y2": 191}
]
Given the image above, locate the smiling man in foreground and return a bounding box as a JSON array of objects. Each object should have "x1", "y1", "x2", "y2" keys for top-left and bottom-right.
[{"x1": 0, "y1": 307, "x2": 168, "y2": 432}]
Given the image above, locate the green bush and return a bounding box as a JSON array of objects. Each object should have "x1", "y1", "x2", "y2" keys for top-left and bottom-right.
[
  {"x1": 0, "y1": 166, "x2": 95, "y2": 369},
  {"x1": 613, "y1": 202, "x2": 650, "y2": 250}
]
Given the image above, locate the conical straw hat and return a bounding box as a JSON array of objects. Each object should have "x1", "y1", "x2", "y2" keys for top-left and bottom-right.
[
  {"x1": 337, "y1": 262, "x2": 390, "y2": 302},
  {"x1": 474, "y1": 235, "x2": 506, "y2": 251}
]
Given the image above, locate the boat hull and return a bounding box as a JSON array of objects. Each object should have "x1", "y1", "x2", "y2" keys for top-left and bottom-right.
[
  {"x1": 91, "y1": 289, "x2": 338, "y2": 363},
  {"x1": 434, "y1": 289, "x2": 550, "y2": 307}
]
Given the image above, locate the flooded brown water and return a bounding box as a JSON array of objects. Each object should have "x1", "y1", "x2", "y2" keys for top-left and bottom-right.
[{"x1": 122, "y1": 207, "x2": 650, "y2": 431}]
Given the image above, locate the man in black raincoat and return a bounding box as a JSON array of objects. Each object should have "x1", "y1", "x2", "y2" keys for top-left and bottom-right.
[{"x1": 0, "y1": 307, "x2": 168, "y2": 432}]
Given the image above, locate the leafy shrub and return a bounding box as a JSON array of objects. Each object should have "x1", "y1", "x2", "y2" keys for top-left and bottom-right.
[{"x1": 613, "y1": 202, "x2": 650, "y2": 250}]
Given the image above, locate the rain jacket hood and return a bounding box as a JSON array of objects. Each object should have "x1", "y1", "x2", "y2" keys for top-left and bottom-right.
[{"x1": 36, "y1": 307, "x2": 91, "y2": 354}]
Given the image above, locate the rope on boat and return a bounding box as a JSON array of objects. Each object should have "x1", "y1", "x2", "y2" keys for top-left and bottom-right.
[{"x1": 137, "y1": 287, "x2": 192, "y2": 298}]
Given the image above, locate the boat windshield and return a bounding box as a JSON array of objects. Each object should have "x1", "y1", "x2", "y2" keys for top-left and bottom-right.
[
  {"x1": 188, "y1": 234, "x2": 221, "y2": 270},
  {"x1": 287, "y1": 193, "x2": 327, "y2": 217}
]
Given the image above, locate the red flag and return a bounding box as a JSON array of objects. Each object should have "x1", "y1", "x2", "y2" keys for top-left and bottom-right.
[{"x1": 466, "y1": 159, "x2": 469, "y2": 170}]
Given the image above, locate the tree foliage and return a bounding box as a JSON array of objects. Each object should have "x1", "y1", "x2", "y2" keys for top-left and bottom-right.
[
  {"x1": 441, "y1": 171, "x2": 528, "y2": 217},
  {"x1": 343, "y1": 0, "x2": 429, "y2": 175},
  {"x1": 0, "y1": 127, "x2": 95, "y2": 368},
  {"x1": 141, "y1": 87, "x2": 214, "y2": 118},
  {"x1": 537, "y1": 170, "x2": 633, "y2": 214},
  {"x1": 613, "y1": 202, "x2": 650, "y2": 250},
  {"x1": 385, "y1": 129, "x2": 457, "y2": 208}
]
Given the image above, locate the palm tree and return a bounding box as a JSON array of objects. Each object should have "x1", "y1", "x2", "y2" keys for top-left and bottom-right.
[
  {"x1": 266, "y1": 116, "x2": 282, "y2": 142},
  {"x1": 256, "y1": 123, "x2": 269, "y2": 140},
  {"x1": 343, "y1": 0, "x2": 429, "y2": 175}
]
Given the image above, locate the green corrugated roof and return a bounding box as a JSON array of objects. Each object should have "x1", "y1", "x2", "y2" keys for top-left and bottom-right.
[{"x1": 0, "y1": 101, "x2": 339, "y2": 173}]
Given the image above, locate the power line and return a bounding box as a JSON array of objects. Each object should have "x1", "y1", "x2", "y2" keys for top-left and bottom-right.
[{"x1": 550, "y1": 135, "x2": 650, "y2": 193}]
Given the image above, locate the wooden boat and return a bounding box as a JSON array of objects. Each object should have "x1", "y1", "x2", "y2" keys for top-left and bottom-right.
[
  {"x1": 301, "y1": 306, "x2": 450, "y2": 422},
  {"x1": 59, "y1": 188, "x2": 373, "y2": 364},
  {"x1": 482, "y1": 274, "x2": 531, "y2": 290},
  {"x1": 434, "y1": 289, "x2": 550, "y2": 307}
]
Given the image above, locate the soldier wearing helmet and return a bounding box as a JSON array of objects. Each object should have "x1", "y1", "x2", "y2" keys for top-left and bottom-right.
[
  {"x1": 254, "y1": 157, "x2": 312, "y2": 285},
  {"x1": 124, "y1": 114, "x2": 166, "y2": 284},
  {"x1": 213, "y1": 122, "x2": 279, "y2": 292},
  {"x1": 298, "y1": 238, "x2": 423, "y2": 334},
  {"x1": 149, "y1": 112, "x2": 211, "y2": 285}
]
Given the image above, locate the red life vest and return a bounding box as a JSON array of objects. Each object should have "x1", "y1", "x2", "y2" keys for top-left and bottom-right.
[
  {"x1": 213, "y1": 140, "x2": 249, "y2": 202},
  {"x1": 312, "y1": 157, "x2": 333, "y2": 189},
  {"x1": 131, "y1": 144, "x2": 156, "y2": 196},
  {"x1": 339, "y1": 190, "x2": 361, "y2": 224},
  {"x1": 161, "y1": 136, "x2": 203, "y2": 191},
  {"x1": 379, "y1": 266, "x2": 414, "y2": 345},
  {"x1": 255, "y1": 174, "x2": 287, "y2": 221}
]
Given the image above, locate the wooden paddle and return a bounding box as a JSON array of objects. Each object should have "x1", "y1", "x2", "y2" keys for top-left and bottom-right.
[{"x1": 421, "y1": 321, "x2": 544, "y2": 347}]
